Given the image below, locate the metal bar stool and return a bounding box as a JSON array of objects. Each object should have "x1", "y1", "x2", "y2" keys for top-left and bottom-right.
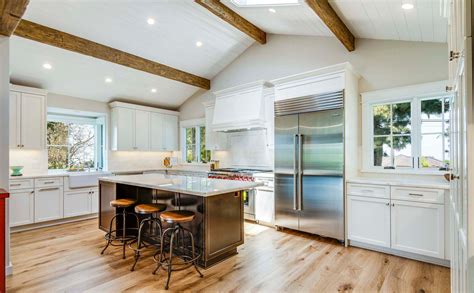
[
  {"x1": 100, "y1": 198, "x2": 140, "y2": 259},
  {"x1": 129, "y1": 203, "x2": 167, "y2": 271},
  {"x1": 153, "y1": 210, "x2": 203, "y2": 290}
]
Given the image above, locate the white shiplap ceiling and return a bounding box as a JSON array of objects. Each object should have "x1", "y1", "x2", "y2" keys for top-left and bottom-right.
[
  {"x1": 223, "y1": 0, "x2": 448, "y2": 43},
  {"x1": 12, "y1": 0, "x2": 254, "y2": 108},
  {"x1": 11, "y1": 0, "x2": 448, "y2": 108}
]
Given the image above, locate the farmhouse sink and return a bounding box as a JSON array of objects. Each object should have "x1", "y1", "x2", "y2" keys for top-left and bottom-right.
[{"x1": 68, "y1": 171, "x2": 112, "y2": 189}]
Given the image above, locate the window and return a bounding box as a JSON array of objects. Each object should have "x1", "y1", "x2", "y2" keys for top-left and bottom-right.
[
  {"x1": 363, "y1": 82, "x2": 452, "y2": 173},
  {"x1": 47, "y1": 115, "x2": 105, "y2": 171},
  {"x1": 182, "y1": 124, "x2": 211, "y2": 164}
]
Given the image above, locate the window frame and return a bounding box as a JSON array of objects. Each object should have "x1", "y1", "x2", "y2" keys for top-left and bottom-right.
[
  {"x1": 180, "y1": 118, "x2": 210, "y2": 164},
  {"x1": 361, "y1": 81, "x2": 452, "y2": 175},
  {"x1": 47, "y1": 114, "x2": 106, "y2": 171}
]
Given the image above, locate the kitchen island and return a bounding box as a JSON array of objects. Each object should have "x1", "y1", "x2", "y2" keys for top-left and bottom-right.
[{"x1": 98, "y1": 174, "x2": 260, "y2": 268}]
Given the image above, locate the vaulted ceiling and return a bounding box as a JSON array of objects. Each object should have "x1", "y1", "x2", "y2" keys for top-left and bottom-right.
[{"x1": 9, "y1": 0, "x2": 448, "y2": 109}]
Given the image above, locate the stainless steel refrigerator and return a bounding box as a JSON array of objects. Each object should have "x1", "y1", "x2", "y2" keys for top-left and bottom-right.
[{"x1": 274, "y1": 92, "x2": 344, "y2": 241}]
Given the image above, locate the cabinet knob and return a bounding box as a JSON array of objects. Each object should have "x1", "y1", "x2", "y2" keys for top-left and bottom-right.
[
  {"x1": 446, "y1": 86, "x2": 453, "y2": 92},
  {"x1": 391, "y1": 203, "x2": 395, "y2": 207},
  {"x1": 385, "y1": 202, "x2": 390, "y2": 206}
]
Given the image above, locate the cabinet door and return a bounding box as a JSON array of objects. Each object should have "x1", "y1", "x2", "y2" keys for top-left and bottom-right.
[
  {"x1": 90, "y1": 189, "x2": 99, "y2": 213},
  {"x1": 34, "y1": 187, "x2": 63, "y2": 222},
  {"x1": 348, "y1": 195, "x2": 391, "y2": 248},
  {"x1": 163, "y1": 115, "x2": 178, "y2": 151},
  {"x1": 64, "y1": 190, "x2": 91, "y2": 217},
  {"x1": 20, "y1": 93, "x2": 45, "y2": 149},
  {"x1": 9, "y1": 92, "x2": 21, "y2": 149},
  {"x1": 150, "y1": 113, "x2": 164, "y2": 151},
  {"x1": 391, "y1": 200, "x2": 444, "y2": 258},
  {"x1": 134, "y1": 110, "x2": 150, "y2": 151},
  {"x1": 255, "y1": 188, "x2": 274, "y2": 224},
  {"x1": 113, "y1": 107, "x2": 135, "y2": 151},
  {"x1": 9, "y1": 189, "x2": 34, "y2": 227}
]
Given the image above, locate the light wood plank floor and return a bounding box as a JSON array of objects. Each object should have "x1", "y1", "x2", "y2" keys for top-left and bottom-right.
[{"x1": 7, "y1": 219, "x2": 450, "y2": 292}]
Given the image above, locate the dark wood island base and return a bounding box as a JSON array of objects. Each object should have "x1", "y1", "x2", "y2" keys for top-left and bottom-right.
[{"x1": 99, "y1": 181, "x2": 245, "y2": 268}]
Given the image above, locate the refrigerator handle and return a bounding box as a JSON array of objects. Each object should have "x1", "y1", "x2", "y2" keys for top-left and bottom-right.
[
  {"x1": 293, "y1": 134, "x2": 298, "y2": 210},
  {"x1": 298, "y1": 134, "x2": 303, "y2": 211}
]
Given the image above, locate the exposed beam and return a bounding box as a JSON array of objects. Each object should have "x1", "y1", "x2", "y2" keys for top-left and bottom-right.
[
  {"x1": 306, "y1": 0, "x2": 355, "y2": 52},
  {"x1": 14, "y1": 20, "x2": 211, "y2": 90},
  {"x1": 0, "y1": 0, "x2": 29, "y2": 36},
  {"x1": 195, "y1": 0, "x2": 266, "y2": 45}
]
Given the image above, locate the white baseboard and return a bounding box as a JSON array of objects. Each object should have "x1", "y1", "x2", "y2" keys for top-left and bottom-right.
[
  {"x1": 10, "y1": 214, "x2": 98, "y2": 233},
  {"x1": 350, "y1": 240, "x2": 450, "y2": 267},
  {"x1": 6, "y1": 262, "x2": 12, "y2": 276}
]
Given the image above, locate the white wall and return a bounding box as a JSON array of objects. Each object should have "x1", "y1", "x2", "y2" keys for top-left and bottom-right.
[
  {"x1": 181, "y1": 35, "x2": 448, "y2": 120},
  {"x1": 0, "y1": 36, "x2": 12, "y2": 275},
  {"x1": 179, "y1": 35, "x2": 448, "y2": 179}
]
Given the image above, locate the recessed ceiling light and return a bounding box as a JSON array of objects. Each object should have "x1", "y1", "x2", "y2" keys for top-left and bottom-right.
[
  {"x1": 147, "y1": 18, "x2": 155, "y2": 25},
  {"x1": 105, "y1": 77, "x2": 113, "y2": 83},
  {"x1": 269, "y1": 8, "x2": 276, "y2": 13},
  {"x1": 401, "y1": 2, "x2": 414, "y2": 9},
  {"x1": 151, "y1": 88, "x2": 157, "y2": 93},
  {"x1": 42, "y1": 63, "x2": 52, "y2": 70},
  {"x1": 196, "y1": 41, "x2": 203, "y2": 47}
]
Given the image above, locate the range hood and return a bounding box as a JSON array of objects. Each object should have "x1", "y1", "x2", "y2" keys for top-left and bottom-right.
[{"x1": 212, "y1": 81, "x2": 272, "y2": 132}]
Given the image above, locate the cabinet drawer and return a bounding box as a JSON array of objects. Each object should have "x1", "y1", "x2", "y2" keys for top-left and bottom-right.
[
  {"x1": 347, "y1": 183, "x2": 389, "y2": 199},
  {"x1": 35, "y1": 177, "x2": 63, "y2": 188},
  {"x1": 391, "y1": 186, "x2": 445, "y2": 204},
  {"x1": 9, "y1": 179, "x2": 34, "y2": 190}
]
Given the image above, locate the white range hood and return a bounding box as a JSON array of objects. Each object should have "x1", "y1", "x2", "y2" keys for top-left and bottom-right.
[{"x1": 212, "y1": 81, "x2": 273, "y2": 132}]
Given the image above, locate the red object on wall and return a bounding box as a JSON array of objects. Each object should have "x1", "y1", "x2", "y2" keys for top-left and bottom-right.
[{"x1": 0, "y1": 189, "x2": 9, "y2": 293}]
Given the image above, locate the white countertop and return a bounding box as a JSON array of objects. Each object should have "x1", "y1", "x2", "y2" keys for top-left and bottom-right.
[
  {"x1": 99, "y1": 174, "x2": 262, "y2": 197},
  {"x1": 10, "y1": 170, "x2": 111, "y2": 179},
  {"x1": 346, "y1": 177, "x2": 450, "y2": 190}
]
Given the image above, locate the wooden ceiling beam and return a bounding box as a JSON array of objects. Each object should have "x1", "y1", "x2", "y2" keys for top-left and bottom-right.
[
  {"x1": 306, "y1": 0, "x2": 355, "y2": 52},
  {"x1": 0, "y1": 0, "x2": 29, "y2": 36},
  {"x1": 14, "y1": 20, "x2": 211, "y2": 89},
  {"x1": 195, "y1": 0, "x2": 266, "y2": 44}
]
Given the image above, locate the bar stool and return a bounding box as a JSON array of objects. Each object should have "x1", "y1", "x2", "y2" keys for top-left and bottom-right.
[
  {"x1": 130, "y1": 203, "x2": 167, "y2": 271},
  {"x1": 153, "y1": 210, "x2": 203, "y2": 290},
  {"x1": 101, "y1": 198, "x2": 139, "y2": 259}
]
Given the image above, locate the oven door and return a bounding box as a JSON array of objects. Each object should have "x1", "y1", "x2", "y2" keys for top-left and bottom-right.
[{"x1": 243, "y1": 189, "x2": 255, "y2": 220}]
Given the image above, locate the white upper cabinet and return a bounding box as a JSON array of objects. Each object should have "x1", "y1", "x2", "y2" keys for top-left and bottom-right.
[
  {"x1": 163, "y1": 114, "x2": 178, "y2": 151},
  {"x1": 203, "y1": 101, "x2": 227, "y2": 150},
  {"x1": 110, "y1": 102, "x2": 179, "y2": 152},
  {"x1": 10, "y1": 85, "x2": 47, "y2": 150},
  {"x1": 150, "y1": 113, "x2": 164, "y2": 151},
  {"x1": 134, "y1": 110, "x2": 151, "y2": 151}
]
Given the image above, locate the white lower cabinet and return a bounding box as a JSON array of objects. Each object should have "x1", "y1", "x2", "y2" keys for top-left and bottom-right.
[
  {"x1": 255, "y1": 188, "x2": 274, "y2": 224},
  {"x1": 34, "y1": 186, "x2": 64, "y2": 223},
  {"x1": 64, "y1": 188, "x2": 99, "y2": 217},
  {"x1": 347, "y1": 182, "x2": 447, "y2": 261},
  {"x1": 391, "y1": 200, "x2": 444, "y2": 259},
  {"x1": 9, "y1": 189, "x2": 35, "y2": 227},
  {"x1": 348, "y1": 195, "x2": 391, "y2": 247},
  {"x1": 64, "y1": 190, "x2": 92, "y2": 217}
]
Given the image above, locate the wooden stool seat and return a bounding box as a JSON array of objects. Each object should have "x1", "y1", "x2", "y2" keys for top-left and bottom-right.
[
  {"x1": 110, "y1": 198, "x2": 136, "y2": 208},
  {"x1": 160, "y1": 210, "x2": 195, "y2": 223},
  {"x1": 134, "y1": 203, "x2": 167, "y2": 215}
]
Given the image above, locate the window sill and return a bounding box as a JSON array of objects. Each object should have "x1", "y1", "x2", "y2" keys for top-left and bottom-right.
[{"x1": 360, "y1": 168, "x2": 447, "y2": 176}]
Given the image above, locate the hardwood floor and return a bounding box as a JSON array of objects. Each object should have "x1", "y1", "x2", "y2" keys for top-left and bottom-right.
[{"x1": 7, "y1": 219, "x2": 450, "y2": 292}]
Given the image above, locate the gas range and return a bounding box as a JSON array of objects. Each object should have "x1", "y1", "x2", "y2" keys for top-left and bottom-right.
[{"x1": 208, "y1": 168, "x2": 273, "y2": 181}]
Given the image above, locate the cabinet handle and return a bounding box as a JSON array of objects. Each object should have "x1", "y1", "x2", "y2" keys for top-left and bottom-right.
[
  {"x1": 385, "y1": 202, "x2": 390, "y2": 206},
  {"x1": 408, "y1": 193, "x2": 424, "y2": 197},
  {"x1": 446, "y1": 86, "x2": 453, "y2": 92},
  {"x1": 10, "y1": 184, "x2": 21, "y2": 187},
  {"x1": 391, "y1": 203, "x2": 395, "y2": 207},
  {"x1": 361, "y1": 189, "x2": 374, "y2": 193},
  {"x1": 38, "y1": 187, "x2": 60, "y2": 192},
  {"x1": 43, "y1": 181, "x2": 55, "y2": 184}
]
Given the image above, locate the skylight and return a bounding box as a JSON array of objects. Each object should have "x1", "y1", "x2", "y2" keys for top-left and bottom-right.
[{"x1": 230, "y1": 0, "x2": 300, "y2": 7}]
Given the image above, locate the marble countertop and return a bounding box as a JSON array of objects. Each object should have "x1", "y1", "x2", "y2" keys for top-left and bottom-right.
[
  {"x1": 10, "y1": 170, "x2": 112, "y2": 179},
  {"x1": 99, "y1": 174, "x2": 262, "y2": 197},
  {"x1": 346, "y1": 177, "x2": 450, "y2": 190}
]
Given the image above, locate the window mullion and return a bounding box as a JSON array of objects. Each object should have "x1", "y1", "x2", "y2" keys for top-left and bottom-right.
[
  {"x1": 412, "y1": 98, "x2": 420, "y2": 169},
  {"x1": 195, "y1": 126, "x2": 201, "y2": 163}
]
